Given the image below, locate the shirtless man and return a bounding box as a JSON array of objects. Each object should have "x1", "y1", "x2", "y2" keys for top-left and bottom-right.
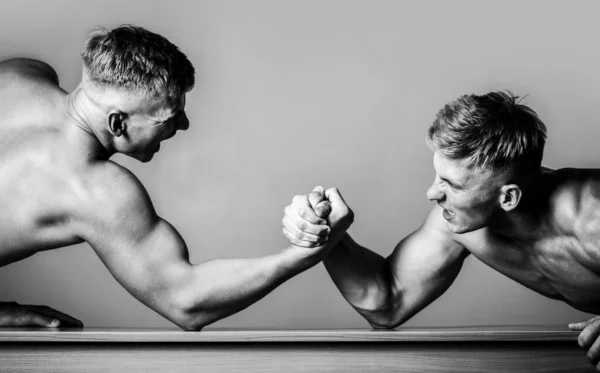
[
  {"x1": 0, "y1": 25, "x2": 350, "y2": 330},
  {"x1": 283, "y1": 91, "x2": 600, "y2": 367}
]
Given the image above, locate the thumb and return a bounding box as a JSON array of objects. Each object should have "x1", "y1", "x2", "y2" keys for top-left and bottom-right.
[
  {"x1": 314, "y1": 201, "x2": 332, "y2": 218},
  {"x1": 308, "y1": 186, "x2": 325, "y2": 211}
]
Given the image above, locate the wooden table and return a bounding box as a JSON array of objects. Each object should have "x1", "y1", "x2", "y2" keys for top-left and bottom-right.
[{"x1": 0, "y1": 325, "x2": 593, "y2": 372}]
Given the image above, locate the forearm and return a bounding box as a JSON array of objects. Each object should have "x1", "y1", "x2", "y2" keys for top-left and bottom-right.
[
  {"x1": 170, "y1": 246, "x2": 322, "y2": 330},
  {"x1": 324, "y1": 234, "x2": 401, "y2": 328}
]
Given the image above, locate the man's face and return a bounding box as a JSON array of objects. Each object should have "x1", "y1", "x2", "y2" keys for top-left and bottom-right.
[
  {"x1": 426, "y1": 151, "x2": 506, "y2": 234},
  {"x1": 126, "y1": 94, "x2": 189, "y2": 162}
]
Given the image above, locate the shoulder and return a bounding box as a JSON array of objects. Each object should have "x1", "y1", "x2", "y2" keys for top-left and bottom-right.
[
  {"x1": 548, "y1": 168, "x2": 600, "y2": 236},
  {"x1": 0, "y1": 58, "x2": 59, "y2": 85},
  {"x1": 74, "y1": 161, "x2": 158, "y2": 240}
]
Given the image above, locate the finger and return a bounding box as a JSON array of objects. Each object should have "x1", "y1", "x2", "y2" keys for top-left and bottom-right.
[
  {"x1": 570, "y1": 316, "x2": 600, "y2": 331},
  {"x1": 308, "y1": 186, "x2": 325, "y2": 211},
  {"x1": 11, "y1": 311, "x2": 60, "y2": 327},
  {"x1": 283, "y1": 212, "x2": 330, "y2": 237},
  {"x1": 587, "y1": 333, "x2": 600, "y2": 365},
  {"x1": 24, "y1": 305, "x2": 83, "y2": 327},
  {"x1": 314, "y1": 201, "x2": 332, "y2": 219},
  {"x1": 291, "y1": 195, "x2": 327, "y2": 225},
  {"x1": 570, "y1": 321, "x2": 590, "y2": 331},
  {"x1": 578, "y1": 318, "x2": 600, "y2": 349},
  {"x1": 282, "y1": 216, "x2": 329, "y2": 243},
  {"x1": 325, "y1": 187, "x2": 348, "y2": 206},
  {"x1": 283, "y1": 227, "x2": 323, "y2": 248},
  {"x1": 325, "y1": 187, "x2": 354, "y2": 224}
]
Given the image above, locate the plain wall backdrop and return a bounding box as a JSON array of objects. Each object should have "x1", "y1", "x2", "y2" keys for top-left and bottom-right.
[{"x1": 0, "y1": 0, "x2": 597, "y2": 329}]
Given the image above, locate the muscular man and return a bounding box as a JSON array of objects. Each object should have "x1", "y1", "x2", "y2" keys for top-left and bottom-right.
[
  {"x1": 283, "y1": 91, "x2": 600, "y2": 366},
  {"x1": 0, "y1": 25, "x2": 351, "y2": 330}
]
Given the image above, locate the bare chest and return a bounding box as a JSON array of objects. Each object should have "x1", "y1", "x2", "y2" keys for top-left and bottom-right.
[{"x1": 462, "y1": 232, "x2": 600, "y2": 313}]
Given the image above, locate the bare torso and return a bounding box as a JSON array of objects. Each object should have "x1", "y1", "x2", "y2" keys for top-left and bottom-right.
[{"x1": 454, "y1": 169, "x2": 600, "y2": 313}]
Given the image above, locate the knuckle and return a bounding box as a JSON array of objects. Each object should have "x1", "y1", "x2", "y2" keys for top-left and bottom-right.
[
  {"x1": 310, "y1": 190, "x2": 323, "y2": 199},
  {"x1": 297, "y1": 220, "x2": 307, "y2": 231},
  {"x1": 298, "y1": 208, "x2": 307, "y2": 218}
]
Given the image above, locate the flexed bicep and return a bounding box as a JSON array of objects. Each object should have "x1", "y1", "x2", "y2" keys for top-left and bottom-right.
[
  {"x1": 385, "y1": 206, "x2": 469, "y2": 325},
  {"x1": 76, "y1": 164, "x2": 193, "y2": 324}
]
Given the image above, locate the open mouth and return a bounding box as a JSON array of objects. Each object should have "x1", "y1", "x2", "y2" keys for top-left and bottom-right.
[{"x1": 440, "y1": 205, "x2": 455, "y2": 219}]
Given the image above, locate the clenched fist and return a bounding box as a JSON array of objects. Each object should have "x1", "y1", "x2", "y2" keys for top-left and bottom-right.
[{"x1": 283, "y1": 186, "x2": 354, "y2": 251}]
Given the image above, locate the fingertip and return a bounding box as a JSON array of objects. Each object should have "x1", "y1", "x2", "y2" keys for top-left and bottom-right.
[
  {"x1": 579, "y1": 335, "x2": 588, "y2": 348},
  {"x1": 48, "y1": 319, "x2": 60, "y2": 327}
]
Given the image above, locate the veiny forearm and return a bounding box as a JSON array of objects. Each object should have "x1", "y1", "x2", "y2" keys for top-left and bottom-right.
[
  {"x1": 324, "y1": 234, "x2": 401, "y2": 328},
  {"x1": 171, "y1": 246, "x2": 322, "y2": 330}
]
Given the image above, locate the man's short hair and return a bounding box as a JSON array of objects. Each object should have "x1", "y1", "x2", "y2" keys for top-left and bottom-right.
[
  {"x1": 427, "y1": 91, "x2": 547, "y2": 172},
  {"x1": 81, "y1": 25, "x2": 195, "y2": 99}
]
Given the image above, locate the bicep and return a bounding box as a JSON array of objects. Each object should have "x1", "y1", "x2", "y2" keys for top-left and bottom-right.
[
  {"x1": 78, "y1": 169, "x2": 192, "y2": 316},
  {"x1": 387, "y1": 207, "x2": 469, "y2": 318},
  {"x1": 92, "y1": 217, "x2": 190, "y2": 293}
]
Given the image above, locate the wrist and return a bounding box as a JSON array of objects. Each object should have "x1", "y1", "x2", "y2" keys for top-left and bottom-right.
[{"x1": 278, "y1": 245, "x2": 324, "y2": 277}]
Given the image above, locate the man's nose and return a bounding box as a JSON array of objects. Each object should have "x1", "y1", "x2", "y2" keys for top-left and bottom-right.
[
  {"x1": 177, "y1": 111, "x2": 190, "y2": 131},
  {"x1": 426, "y1": 179, "x2": 445, "y2": 201}
]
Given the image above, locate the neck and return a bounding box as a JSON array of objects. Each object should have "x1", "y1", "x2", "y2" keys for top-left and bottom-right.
[{"x1": 64, "y1": 84, "x2": 115, "y2": 160}]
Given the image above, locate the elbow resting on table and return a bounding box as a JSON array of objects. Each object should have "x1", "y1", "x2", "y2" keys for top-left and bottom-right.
[
  {"x1": 162, "y1": 291, "x2": 216, "y2": 332},
  {"x1": 359, "y1": 285, "x2": 408, "y2": 329},
  {"x1": 365, "y1": 309, "x2": 408, "y2": 330},
  {"x1": 168, "y1": 301, "x2": 210, "y2": 332}
]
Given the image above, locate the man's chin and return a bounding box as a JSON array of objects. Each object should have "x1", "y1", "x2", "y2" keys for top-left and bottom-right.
[
  {"x1": 446, "y1": 221, "x2": 483, "y2": 234},
  {"x1": 131, "y1": 152, "x2": 155, "y2": 163}
]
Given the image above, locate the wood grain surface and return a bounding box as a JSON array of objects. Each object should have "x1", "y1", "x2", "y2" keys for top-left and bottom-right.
[
  {"x1": 0, "y1": 326, "x2": 592, "y2": 372},
  {"x1": 0, "y1": 325, "x2": 579, "y2": 342}
]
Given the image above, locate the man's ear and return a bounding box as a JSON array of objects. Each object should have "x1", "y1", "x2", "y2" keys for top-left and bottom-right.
[
  {"x1": 107, "y1": 111, "x2": 126, "y2": 137},
  {"x1": 499, "y1": 184, "x2": 522, "y2": 212}
]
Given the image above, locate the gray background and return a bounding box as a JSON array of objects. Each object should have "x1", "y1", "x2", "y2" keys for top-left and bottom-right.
[{"x1": 0, "y1": 0, "x2": 597, "y2": 329}]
